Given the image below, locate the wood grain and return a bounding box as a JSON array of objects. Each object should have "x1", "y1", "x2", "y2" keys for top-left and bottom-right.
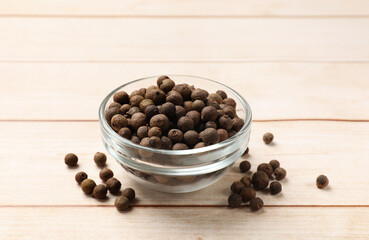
[
  {"x1": 1, "y1": 0, "x2": 368, "y2": 17},
  {"x1": 0, "y1": 62, "x2": 368, "y2": 120},
  {"x1": 1, "y1": 207, "x2": 369, "y2": 239},
  {"x1": 0, "y1": 18, "x2": 368, "y2": 62},
  {"x1": 0, "y1": 121, "x2": 368, "y2": 206}
]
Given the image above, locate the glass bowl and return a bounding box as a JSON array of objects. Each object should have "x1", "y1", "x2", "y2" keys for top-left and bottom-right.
[{"x1": 99, "y1": 75, "x2": 252, "y2": 193}]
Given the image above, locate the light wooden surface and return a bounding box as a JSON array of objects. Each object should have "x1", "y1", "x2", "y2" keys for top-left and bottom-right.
[{"x1": 0, "y1": 1, "x2": 368, "y2": 239}]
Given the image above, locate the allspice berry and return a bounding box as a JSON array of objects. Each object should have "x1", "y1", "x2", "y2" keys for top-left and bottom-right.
[
  {"x1": 223, "y1": 98, "x2": 236, "y2": 108},
  {"x1": 173, "y1": 84, "x2": 192, "y2": 101},
  {"x1": 161, "y1": 136, "x2": 173, "y2": 150},
  {"x1": 99, "y1": 168, "x2": 114, "y2": 182},
  {"x1": 92, "y1": 184, "x2": 108, "y2": 199},
  {"x1": 175, "y1": 105, "x2": 186, "y2": 119},
  {"x1": 194, "y1": 142, "x2": 205, "y2": 148},
  {"x1": 269, "y1": 160, "x2": 280, "y2": 170},
  {"x1": 239, "y1": 160, "x2": 251, "y2": 173},
  {"x1": 200, "y1": 128, "x2": 219, "y2": 146},
  {"x1": 216, "y1": 90, "x2": 227, "y2": 99},
  {"x1": 94, "y1": 152, "x2": 107, "y2": 167},
  {"x1": 223, "y1": 105, "x2": 237, "y2": 118},
  {"x1": 109, "y1": 102, "x2": 121, "y2": 109},
  {"x1": 121, "y1": 188, "x2": 136, "y2": 202},
  {"x1": 257, "y1": 163, "x2": 274, "y2": 177},
  {"x1": 201, "y1": 106, "x2": 217, "y2": 122},
  {"x1": 81, "y1": 179, "x2": 96, "y2": 194},
  {"x1": 113, "y1": 91, "x2": 129, "y2": 105},
  {"x1": 137, "y1": 126, "x2": 150, "y2": 139},
  {"x1": 184, "y1": 130, "x2": 199, "y2": 147},
  {"x1": 159, "y1": 78, "x2": 175, "y2": 93},
  {"x1": 168, "y1": 129, "x2": 184, "y2": 143},
  {"x1": 316, "y1": 175, "x2": 329, "y2": 189},
  {"x1": 192, "y1": 100, "x2": 205, "y2": 112},
  {"x1": 240, "y1": 187, "x2": 256, "y2": 202},
  {"x1": 148, "y1": 126, "x2": 162, "y2": 138},
  {"x1": 183, "y1": 101, "x2": 193, "y2": 112},
  {"x1": 263, "y1": 132, "x2": 274, "y2": 144},
  {"x1": 105, "y1": 107, "x2": 121, "y2": 125},
  {"x1": 232, "y1": 117, "x2": 244, "y2": 132},
  {"x1": 129, "y1": 95, "x2": 144, "y2": 107},
  {"x1": 240, "y1": 176, "x2": 252, "y2": 187},
  {"x1": 145, "y1": 88, "x2": 166, "y2": 105},
  {"x1": 228, "y1": 193, "x2": 242, "y2": 208},
  {"x1": 145, "y1": 105, "x2": 159, "y2": 119},
  {"x1": 177, "y1": 116, "x2": 194, "y2": 132},
  {"x1": 166, "y1": 91, "x2": 183, "y2": 105},
  {"x1": 207, "y1": 93, "x2": 223, "y2": 104},
  {"x1": 204, "y1": 121, "x2": 217, "y2": 129},
  {"x1": 127, "y1": 106, "x2": 140, "y2": 116},
  {"x1": 217, "y1": 129, "x2": 228, "y2": 142},
  {"x1": 75, "y1": 171, "x2": 88, "y2": 184},
  {"x1": 274, "y1": 167, "x2": 287, "y2": 180},
  {"x1": 250, "y1": 197, "x2": 264, "y2": 211},
  {"x1": 172, "y1": 143, "x2": 189, "y2": 150},
  {"x1": 139, "y1": 99, "x2": 154, "y2": 112},
  {"x1": 106, "y1": 177, "x2": 122, "y2": 194},
  {"x1": 150, "y1": 114, "x2": 170, "y2": 132},
  {"x1": 191, "y1": 88, "x2": 208, "y2": 102},
  {"x1": 149, "y1": 136, "x2": 163, "y2": 149},
  {"x1": 219, "y1": 115, "x2": 233, "y2": 130},
  {"x1": 131, "y1": 112, "x2": 147, "y2": 130},
  {"x1": 160, "y1": 102, "x2": 176, "y2": 119},
  {"x1": 157, "y1": 75, "x2": 169, "y2": 86},
  {"x1": 115, "y1": 196, "x2": 130, "y2": 211},
  {"x1": 120, "y1": 104, "x2": 131, "y2": 114},
  {"x1": 231, "y1": 181, "x2": 246, "y2": 194},
  {"x1": 252, "y1": 171, "x2": 269, "y2": 190},
  {"x1": 64, "y1": 153, "x2": 78, "y2": 167},
  {"x1": 270, "y1": 181, "x2": 282, "y2": 195},
  {"x1": 111, "y1": 114, "x2": 128, "y2": 132},
  {"x1": 118, "y1": 127, "x2": 132, "y2": 139}
]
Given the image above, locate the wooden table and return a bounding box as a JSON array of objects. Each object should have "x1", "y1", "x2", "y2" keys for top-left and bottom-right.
[{"x1": 1, "y1": 1, "x2": 369, "y2": 239}]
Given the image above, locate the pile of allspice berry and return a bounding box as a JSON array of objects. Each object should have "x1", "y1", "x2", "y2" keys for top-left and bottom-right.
[
  {"x1": 104, "y1": 75, "x2": 244, "y2": 150},
  {"x1": 64, "y1": 152, "x2": 135, "y2": 212}
]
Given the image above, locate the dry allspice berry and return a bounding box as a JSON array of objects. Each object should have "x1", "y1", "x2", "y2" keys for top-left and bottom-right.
[
  {"x1": 231, "y1": 181, "x2": 246, "y2": 194},
  {"x1": 239, "y1": 160, "x2": 251, "y2": 173},
  {"x1": 81, "y1": 179, "x2": 96, "y2": 194},
  {"x1": 94, "y1": 152, "x2": 107, "y2": 167},
  {"x1": 92, "y1": 184, "x2": 108, "y2": 199},
  {"x1": 257, "y1": 163, "x2": 274, "y2": 177},
  {"x1": 240, "y1": 176, "x2": 252, "y2": 187},
  {"x1": 274, "y1": 167, "x2": 287, "y2": 180},
  {"x1": 106, "y1": 177, "x2": 122, "y2": 194},
  {"x1": 240, "y1": 187, "x2": 256, "y2": 202},
  {"x1": 270, "y1": 181, "x2": 282, "y2": 195},
  {"x1": 228, "y1": 193, "x2": 242, "y2": 208},
  {"x1": 115, "y1": 196, "x2": 130, "y2": 211},
  {"x1": 64, "y1": 153, "x2": 78, "y2": 167},
  {"x1": 75, "y1": 171, "x2": 88, "y2": 184},
  {"x1": 269, "y1": 159, "x2": 280, "y2": 170},
  {"x1": 250, "y1": 197, "x2": 264, "y2": 211},
  {"x1": 121, "y1": 188, "x2": 136, "y2": 202},
  {"x1": 316, "y1": 175, "x2": 329, "y2": 189},
  {"x1": 99, "y1": 168, "x2": 114, "y2": 182},
  {"x1": 263, "y1": 132, "x2": 274, "y2": 144},
  {"x1": 252, "y1": 171, "x2": 269, "y2": 190}
]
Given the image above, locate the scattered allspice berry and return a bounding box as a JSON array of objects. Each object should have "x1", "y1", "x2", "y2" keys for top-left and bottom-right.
[
  {"x1": 228, "y1": 193, "x2": 242, "y2": 208},
  {"x1": 94, "y1": 152, "x2": 107, "y2": 167},
  {"x1": 252, "y1": 171, "x2": 269, "y2": 190},
  {"x1": 240, "y1": 187, "x2": 256, "y2": 202},
  {"x1": 270, "y1": 181, "x2": 282, "y2": 195},
  {"x1": 121, "y1": 188, "x2": 136, "y2": 202},
  {"x1": 250, "y1": 197, "x2": 264, "y2": 211},
  {"x1": 81, "y1": 179, "x2": 96, "y2": 194},
  {"x1": 231, "y1": 181, "x2": 246, "y2": 194},
  {"x1": 75, "y1": 171, "x2": 88, "y2": 184},
  {"x1": 240, "y1": 176, "x2": 252, "y2": 187},
  {"x1": 257, "y1": 163, "x2": 274, "y2": 177},
  {"x1": 115, "y1": 196, "x2": 130, "y2": 211},
  {"x1": 316, "y1": 175, "x2": 329, "y2": 189},
  {"x1": 106, "y1": 177, "x2": 122, "y2": 194},
  {"x1": 92, "y1": 184, "x2": 108, "y2": 199},
  {"x1": 269, "y1": 159, "x2": 280, "y2": 170},
  {"x1": 274, "y1": 167, "x2": 287, "y2": 181},
  {"x1": 239, "y1": 160, "x2": 251, "y2": 173},
  {"x1": 263, "y1": 132, "x2": 274, "y2": 144},
  {"x1": 99, "y1": 168, "x2": 114, "y2": 182},
  {"x1": 64, "y1": 153, "x2": 78, "y2": 167}
]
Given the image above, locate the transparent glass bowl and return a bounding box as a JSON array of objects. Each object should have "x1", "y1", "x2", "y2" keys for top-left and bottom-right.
[{"x1": 99, "y1": 75, "x2": 252, "y2": 193}]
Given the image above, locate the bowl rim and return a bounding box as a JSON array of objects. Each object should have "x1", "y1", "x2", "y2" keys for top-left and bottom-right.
[{"x1": 99, "y1": 75, "x2": 252, "y2": 156}]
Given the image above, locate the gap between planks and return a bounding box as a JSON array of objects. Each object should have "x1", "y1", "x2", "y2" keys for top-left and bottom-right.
[{"x1": 1, "y1": 60, "x2": 369, "y2": 63}]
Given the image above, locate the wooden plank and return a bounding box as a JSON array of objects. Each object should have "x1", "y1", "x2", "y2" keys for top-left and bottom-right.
[
  {"x1": 0, "y1": 0, "x2": 368, "y2": 17},
  {"x1": 0, "y1": 121, "x2": 368, "y2": 206},
  {"x1": 1, "y1": 207, "x2": 369, "y2": 239},
  {"x1": 0, "y1": 62, "x2": 368, "y2": 120},
  {"x1": 0, "y1": 18, "x2": 368, "y2": 62}
]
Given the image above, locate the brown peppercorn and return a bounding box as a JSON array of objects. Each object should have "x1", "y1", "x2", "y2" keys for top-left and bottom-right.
[
  {"x1": 140, "y1": 137, "x2": 151, "y2": 147},
  {"x1": 200, "y1": 128, "x2": 220, "y2": 146},
  {"x1": 240, "y1": 187, "x2": 256, "y2": 202},
  {"x1": 172, "y1": 84, "x2": 192, "y2": 101},
  {"x1": 201, "y1": 106, "x2": 217, "y2": 122},
  {"x1": 121, "y1": 188, "x2": 136, "y2": 202},
  {"x1": 216, "y1": 90, "x2": 227, "y2": 99},
  {"x1": 228, "y1": 193, "x2": 242, "y2": 208},
  {"x1": 130, "y1": 89, "x2": 145, "y2": 98},
  {"x1": 94, "y1": 152, "x2": 107, "y2": 167},
  {"x1": 270, "y1": 181, "x2": 282, "y2": 195},
  {"x1": 127, "y1": 106, "x2": 141, "y2": 116},
  {"x1": 316, "y1": 175, "x2": 329, "y2": 189},
  {"x1": 240, "y1": 176, "x2": 252, "y2": 187},
  {"x1": 239, "y1": 160, "x2": 251, "y2": 173},
  {"x1": 217, "y1": 109, "x2": 225, "y2": 119},
  {"x1": 137, "y1": 126, "x2": 149, "y2": 139},
  {"x1": 99, "y1": 168, "x2": 114, "y2": 182},
  {"x1": 205, "y1": 121, "x2": 217, "y2": 129},
  {"x1": 223, "y1": 105, "x2": 237, "y2": 118},
  {"x1": 129, "y1": 95, "x2": 144, "y2": 107},
  {"x1": 207, "y1": 93, "x2": 223, "y2": 104},
  {"x1": 92, "y1": 184, "x2": 108, "y2": 199},
  {"x1": 148, "y1": 126, "x2": 162, "y2": 138},
  {"x1": 64, "y1": 153, "x2": 78, "y2": 167},
  {"x1": 75, "y1": 171, "x2": 88, "y2": 184},
  {"x1": 194, "y1": 142, "x2": 205, "y2": 148},
  {"x1": 149, "y1": 136, "x2": 163, "y2": 149},
  {"x1": 157, "y1": 75, "x2": 169, "y2": 86},
  {"x1": 223, "y1": 98, "x2": 236, "y2": 108},
  {"x1": 205, "y1": 98, "x2": 220, "y2": 109},
  {"x1": 147, "y1": 85, "x2": 159, "y2": 91},
  {"x1": 131, "y1": 135, "x2": 140, "y2": 144},
  {"x1": 250, "y1": 197, "x2": 264, "y2": 211},
  {"x1": 160, "y1": 102, "x2": 176, "y2": 119},
  {"x1": 168, "y1": 129, "x2": 184, "y2": 143},
  {"x1": 252, "y1": 171, "x2": 269, "y2": 190},
  {"x1": 231, "y1": 181, "x2": 246, "y2": 194},
  {"x1": 159, "y1": 78, "x2": 175, "y2": 93},
  {"x1": 263, "y1": 132, "x2": 274, "y2": 144},
  {"x1": 192, "y1": 100, "x2": 205, "y2": 112},
  {"x1": 228, "y1": 130, "x2": 237, "y2": 138},
  {"x1": 186, "y1": 110, "x2": 201, "y2": 126},
  {"x1": 139, "y1": 99, "x2": 154, "y2": 112},
  {"x1": 217, "y1": 128, "x2": 228, "y2": 142},
  {"x1": 118, "y1": 127, "x2": 131, "y2": 139},
  {"x1": 191, "y1": 88, "x2": 209, "y2": 102},
  {"x1": 166, "y1": 91, "x2": 183, "y2": 105},
  {"x1": 184, "y1": 130, "x2": 199, "y2": 147},
  {"x1": 120, "y1": 104, "x2": 131, "y2": 114},
  {"x1": 183, "y1": 101, "x2": 193, "y2": 112},
  {"x1": 150, "y1": 114, "x2": 170, "y2": 132},
  {"x1": 257, "y1": 163, "x2": 274, "y2": 177},
  {"x1": 161, "y1": 136, "x2": 173, "y2": 150},
  {"x1": 172, "y1": 143, "x2": 189, "y2": 150},
  {"x1": 106, "y1": 177, "x2": 121, "y2": 194},
  {"x1": 109, "y1": 102, "x2": 121, "y2": 109},
  {"x1": 269, "y1": 160, "x2": 280, "y2": 170},
  {"x1": 113, "y1": 91, "x2": 129, "y2": 105},
  {"x1": 219, "y1": 115, "x2": 233, "y2": 130},
  {"x1": 115, "y1": 196, "x2": 130, "y2": 211},
  {"x1": 145, "y1": 88, "x2": 166, "y2": 105},
  {"x1": 81, "y1": 179, "x2": 96, "y2": 194},
  {"x1": 144, "y1": 105, "x2": 159, "y2": 119},
  {"x1": 175, "y1": 105, "x2": 186, "y2": 119},
  {"x1": 243, "y1": 147, "x2": 249, "y2": 155},
  {"x1": 111, "y1": 114, "x2": 128, "y2": 132},
  {"x1": 131, "y1": 112, "x2": 147, "y2": 130},
  {"x1": 105, "y1": 107, "x2": 121, "y2": 125},
  {"x1": 177, "y1": 116, "x2": 194, "y2": 132},
  {"x1": 274, "y1": 167, "x2": 287, "y2": 180}
]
